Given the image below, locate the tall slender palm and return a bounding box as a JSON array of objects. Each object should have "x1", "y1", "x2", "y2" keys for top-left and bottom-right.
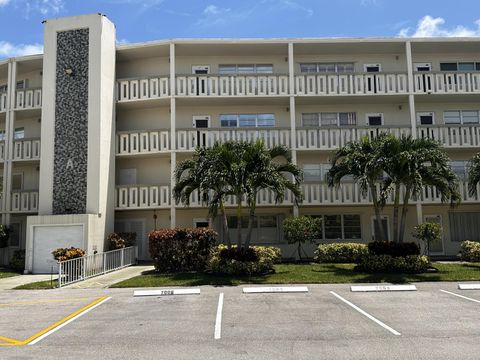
[
  {"x1": 381, "y1": 135, "x2": 461, "y2": 243},
  {"x1": 327, "y1": 135, "x2": 389, "y2": 241},
  {"x1": 467, "y1": 153, "x2": 480, "y2": 196}
]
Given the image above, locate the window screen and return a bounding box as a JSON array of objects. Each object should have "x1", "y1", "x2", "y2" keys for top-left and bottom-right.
[
  {"x1": 440, "y1": 63, "x2": 458, "y2": 71},
  {"x1": 302, "y1": 113, "x2": 319, "y2": 127},
  {"x1": 444, "y1": 111, "x2": 461, "y2": 124},
  {"x1": 449, "y1": 212, "x2": 480, "y2": 242},
  {"x1": 324, "y1": 215, "x2": 342, "y2": 239}
]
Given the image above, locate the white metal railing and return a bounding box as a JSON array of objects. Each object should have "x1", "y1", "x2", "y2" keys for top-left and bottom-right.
[
  {"x1": 58, "y1": 246, "x2": 137, "y2": 287},
  {"x1": 0, "y1": 92, "x2": 7, "y2": 112},
  {"x1": 176, "y1": 74, "x2": 289, "y2": 97},
  {"x1": 176, "y1": 128, "x2": 291, "y2": 151},
  {"x1": 116, "y1": 184, "x2": 171, "y2": 209},
  {"x1": 15, "y1": 88, "x2": 42, "y2": 110},
  {"x1": 296, "y1": 126, "x2": 411, "y2": 150},
  {"x1": 117, "y1": 130, "x2": 169, "y2": 155},
  {"x1": 117, "y1": 76, "x2": 170, "y2": 101},
  {"x1": 414, "y1": 72, "x2": 480, "y2": 94},
  {"x1": 13, "y1": 138, "x2": 41, "y2": 161},
  {"x1": 417, "y1": 125, "x2": 480, "y2": 148},
  {"x1": 295, "y1": 73, "x2": 408, "y2": 96},
  {"x1": 11, "y1": 191, "x2": 38, "y2": 212}
]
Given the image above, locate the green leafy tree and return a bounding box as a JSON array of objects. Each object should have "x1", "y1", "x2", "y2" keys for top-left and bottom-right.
[
  {"x1": 283, "y1": 216, "x2": 322, "y2": 259},
  {"x1": 467, "y1": 153, "x2": 480, "y2": 196},
  {"x1": 413, "y1": 222, "x2": 442, "y2": 256}
]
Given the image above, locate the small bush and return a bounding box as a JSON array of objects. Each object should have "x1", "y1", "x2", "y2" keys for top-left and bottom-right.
[
  {"x1": 108, "y1": 232, "x2": 137, "y2": 250},
  {"x1": 52, "y1": 247, "x2": 85, "y2": 262},
  {"x1": 314, "y1": 243, "x2": 368, "y2": 263},
  {"x1": 356, "y1": 254, "x2": 430, "y2": 273},
  {"x1": 368, "y1": 241, "x2": 420, "y2": 257},
  {"x1": 149, "y1": 228, "x2": 217, "y2": 272},
  {"x1": 0, "y1": 225, "x2": 9, "y2": 248},
  {"x1": 413, "y1": 222, "x2": 442, "y2": 255},
  {"x1": 206, "y1": 245, "x2": 281, "y2": 276},
  {"x1": 9, "y1": 250, "x2": 25, "y2": 273},
  {"x1": 460, "y1": 241, "x2": 480, "y2": 262},
  {"x1": 283, "y1": 216, "x2": 322, "y2": 259}
]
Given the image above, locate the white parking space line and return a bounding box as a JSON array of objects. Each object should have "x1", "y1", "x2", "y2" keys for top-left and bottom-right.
[
  {"x1": 214, "y1": 293, "x2": 224, "y2": 340},
  {"x1": 458, "y1": 284, "x2": 480, "y2": 290},
  {"x1": 133, "y1": 289, "x2": 200, "y2": 297},
  {"x1": 242, "y1": 286, "x2": 308, "y2": 293},
  {"x1": 351, "y1": 284, "x2": 416, "y2": 292},
  {"x1": 440, "y1": 289, "x2": 480, "y2": 304},
  {"x1": 330, "y1": 291, "x2": 401, "y2": 336}
]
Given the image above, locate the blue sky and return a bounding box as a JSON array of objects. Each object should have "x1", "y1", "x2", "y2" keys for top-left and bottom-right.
[{"x1": 0, "y1": 0, "x2": 479, "y2": 58}]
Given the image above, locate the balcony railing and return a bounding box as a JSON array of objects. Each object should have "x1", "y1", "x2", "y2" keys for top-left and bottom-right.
[
  {"x1": 296, "y1": 126, "x2": 411, "y2": 150},
  {"x1": 295, "y1": 73, "x2": 408, "y2": 96},
  {"x1": 176, "y1": 127, "x2": 291, "y2": 151},
  {"x1": 414, "y1": 72, "x2": 480, "y2": 94},
  {"x1": 13, "y1": 138, "x2": 41, "y2": 161},
  {"x1": 176, "y1": 74, "x2": 290, "y2": 97},
  {"x1": 115, "y1": 184, "x2": 171, "y2": 209},
  {"x1": 15, "y1": 88, "x2": 42, "y2": 110},
  {"x1": 0, "y1": 141, "x2": 5, "y2": 162},
  {"x1": 0, "y1": 92, "x2": 7, "y2": 112},
  {"x1": 117, "y1": 76, "x2": 170, "y2": 102},
  {"x1": 417, "y1": 125, "x2": 480, "y2": 148},
  {"x1": 117, "y1": 130, "x2": 170, "y2": 155},
  {"x1": 11, "y1": 191, "x2": 38, "y2": 212}
]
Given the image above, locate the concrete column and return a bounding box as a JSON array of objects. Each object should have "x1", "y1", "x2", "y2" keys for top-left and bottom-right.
[
  {"x1": 4, "y1": 60, "x2": 16, "y2": 226},
  {"x1": 288, "y1": 42, "x2": 299, "y2": 217},
  {"x1": 405, "y1": 41, "x2": 417, "y2": 139},
  {"x1": 169, "y1": 43, "x2": 176, "y2": 228}
]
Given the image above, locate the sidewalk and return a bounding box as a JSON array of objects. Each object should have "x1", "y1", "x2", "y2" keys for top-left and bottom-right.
[
  {"x1": 0, "y1": 274, "x2": 56, "y2": 290},
  {"x1": 65, "y1": 265, "x2": 154, "y2": 289}
]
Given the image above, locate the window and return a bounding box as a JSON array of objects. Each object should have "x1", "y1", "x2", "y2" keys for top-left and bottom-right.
[
  {"x1": 444, "y1": 110, "x2": 480, "y2": 124},
  {"x1": 220, "y1": 114, "x2": 275, "y2": 128},
  {"x1": 366, "y1": 113, "x2": 383, "y2": 126},
  {"x1": 301, "y1": 112, "x2": 356, "y2": 127},
  {"x1": 299, "y1": 62, "x2": 354, "y2": 73},
  {"x1": 309, "y1": 214, "x2": 362, "y2": 241},
  {"x1": 450, "y1": 161, "x2": 467, "y2": 180},
  {"x1": 227, "y1": 215, "x2": 280, "y2": 244},
  {"x1": 414, "y1": 63, "x2": 432, "y2": 71},
  {"x1": 364, "y1": 64, "x2": 381, "y2": 72},
  {"x1": 303, "y1": 164, "x2": 322, "y2": 182},
  {"x1": 14, "y1": 127, "x2": 24, "y2": 139},
  {"x1": 0, "y1": 130, "x2": 5, "y2": 141},
  {"x1": 0, "y1": 84, "x2": 7, "y2": 93},
  {"x1": 449, "y1": 212, "x2": 480, "y2": 242},
  {"x1": 343, "y1": 215, "x2": 362, "y2": 240},
  {"x1": 8, "y1": 223, "x2": 20, "y2": 247},
  {"x1": 12, "y1": 173, "x2": 23, "y2": 191},
  {"x1": 16, "y1": 80, "x2": 26, "y2": 89},
  {"x1": 219, "y1": 64, "x2": 273, "y2": 74},
  {"x1": 417, "y1": 112, "x2": 434, "y2": 125},
  {"x1": 324, "y1": 215, "x2": 342, "y2": 239},
  {"x1": 440, "y1": 62, "x2": 480, "y2": 72}
]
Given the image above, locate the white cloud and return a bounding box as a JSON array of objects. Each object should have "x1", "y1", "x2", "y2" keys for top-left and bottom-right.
[
  {"x1": 0, "y1": 0, "x2": 11, "y2": 7},
  {"x1": 116, "y1": 38, "x2": 130, "y2": 45},
  {"x1": 0, "y1": 41, "x2": 43, "y2": 58},
  {"x1": 399, "y1": 16, "x2": 480, "y2": 37},
  {"x1": 202, "y1": 4, "x2": 230, "y2": 16}
]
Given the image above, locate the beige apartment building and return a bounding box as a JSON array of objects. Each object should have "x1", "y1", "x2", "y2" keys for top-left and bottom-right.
[{"x1": 0, "y1": 14, "x2": 479, "y2": 272}]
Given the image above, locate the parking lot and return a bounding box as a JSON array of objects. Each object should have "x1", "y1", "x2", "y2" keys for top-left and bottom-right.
[{"x1": 1, "y1": 282, "x2": 480, "y2": 359}]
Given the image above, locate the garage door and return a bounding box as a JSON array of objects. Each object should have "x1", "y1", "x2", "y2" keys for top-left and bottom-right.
[{"x1": 32, "y1": 225, "x2": 84, "y2": 274}]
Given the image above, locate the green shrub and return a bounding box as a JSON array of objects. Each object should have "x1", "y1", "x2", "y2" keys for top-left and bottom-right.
[
  {"x1": 108, "y1": 232, "x2": 137, "y2": 250},
  {"x1": 149, "y1": 228, "x2": 217, "y2": 272},
  {"x1": 356, "y1": 254, "x2": 430, "y2": 273},
  {"x1": 0, "y1": 225, "x2": 9, "y2": 248},
  {"x1": 9, "y1": 250, "x2": 25, "y2": 273},
  {"x1": 413, "y1": 222, "x2": 442, "y2": 255},
  {"x1": 460, "y1": 241, "x2": 480, "y2": 262},
  {"x1": 314, "y1": 243, "x2": 368, "y2": 263},
  {"x1": 206, "y1": 245, "x2": 281, "y2": 276},
  {"x1": 52, "y1": 247, "x2": 85, "y2": 262},
  {"x1": 368, "y1": 241, "x2": 420, "y2": 257},
  {"x1": 283, "y1": 216, "x2": 322, "y2": 259}
]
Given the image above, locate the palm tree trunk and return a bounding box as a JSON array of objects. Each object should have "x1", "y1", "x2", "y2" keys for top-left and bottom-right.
[
  {"x1": 244, "y1": 208, "x2": 255, "y2": 249},
  {"x1": 398, "y1": 187, "x2": 411, "y2": 243},
  {"x1": 370, "y1": 183, "x2": 386, "y2": 241},
  {"x1": 220, "y1": 201, "x2": 231, "y2": 249},
  {"x1": 236, "y1": 197, "x2": 243, "y2": 250},
  {"x1": 392, "y1": 184, "x2": 401, "y2": 243}
]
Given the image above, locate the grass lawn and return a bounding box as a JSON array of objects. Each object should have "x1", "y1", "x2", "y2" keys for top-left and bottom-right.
[
  {"x1": 14, "y1": 280, "x2": 57, "y2": 290},
  {"x1": 0, "y1": 270, "x2": 19, "y2": 279},
  {"x1": 110, "y1": 262, "x2": 480, "y2": 288}
]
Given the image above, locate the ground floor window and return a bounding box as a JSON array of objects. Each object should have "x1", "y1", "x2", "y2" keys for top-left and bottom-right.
[
  {"x1": 449, "y1": 212, "x2": 480, "y2": 242},
  {"x1": 226, "y1": 215, "x2": 281, "y2": 244},
  {"x1": 310, "y1": 214, "x2": 362, "y2": 241}
]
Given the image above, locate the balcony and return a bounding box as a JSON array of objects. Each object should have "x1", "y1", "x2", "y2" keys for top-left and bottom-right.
[
  {"x1": 15, "y1": 88, "x2": 42, "y2": 110},
  {"x1": 117, "y1": 76, "x2": 170, "y2": 102},
  {"x1": 414, "y1": 72, "x2": 480, "y2": 94},
  {"x1": 0, "y1": 92, "x2": 6, "y2": 112},
  {"x1": 296, "y1": 126, "x2": 411, "y2": 150},
  {"x1": 11, "y1": 191, "x2": 38, "y2": 213},
  {"x1": 417, "y1": 125, "x2": 480, "y2": 148},
  {"x1": 175, "y1": 74, "x2": 289, "y2": 97},
  {"x1": 295, "y1": 73, "x2": 408, "y2": 96},
  {"x1": 176, "y1": 128, "x2": 291, "y2": 151},
  {"x1": 12, "y1": 138, "x2": 41, "y2": 161},
  {"x1": 117, "y1": 130, "x2": 169, "y2": 156},
  {"x1": 115, "y1": 184, "x2": 171, "y2": 209}
]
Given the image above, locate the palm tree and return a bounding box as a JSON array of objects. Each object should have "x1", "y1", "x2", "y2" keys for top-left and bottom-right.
[
  {"x1": 381, "y1": 135, "x2": 460, "y2": 243},
  {"x1": 327, "y1": 135, "x2": 389, "y2": 241},
  {"x1": 467, "y1": 153, "x2": 480, "y2": 196}
]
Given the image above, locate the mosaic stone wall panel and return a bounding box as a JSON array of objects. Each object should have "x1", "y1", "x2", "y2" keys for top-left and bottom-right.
[{"x1": 53, "y1": 29, "x2": 89, "y2": 214}]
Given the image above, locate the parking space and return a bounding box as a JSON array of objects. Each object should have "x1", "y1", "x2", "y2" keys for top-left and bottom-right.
[{"x1": 2, "y1": 283, "x2": 480, "y2": 358}]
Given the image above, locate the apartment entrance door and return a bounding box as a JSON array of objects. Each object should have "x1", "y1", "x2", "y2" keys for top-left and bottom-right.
[{"x1": 192, "y1": 65, "x2": 210, "y2": 95}]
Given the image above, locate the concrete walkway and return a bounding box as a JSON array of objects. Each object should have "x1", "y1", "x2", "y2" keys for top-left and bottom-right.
[
  {"x1": 66, "y1": 265, "x2": 154, "y2": 289},
  {"x1": 0, "y1": 274, "x2": 56, "y2": 290}
]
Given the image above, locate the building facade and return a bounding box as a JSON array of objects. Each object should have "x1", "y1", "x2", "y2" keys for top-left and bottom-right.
[{"x1": 0, "y1": 14, "x2": 479, "y2": 272}]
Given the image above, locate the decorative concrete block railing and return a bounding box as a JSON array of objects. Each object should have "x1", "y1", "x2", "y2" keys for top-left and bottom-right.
[
  {"x1": 117, "y1": 130, "x2": 170, "y2": 155},
  {"x1": 176, "y1": 128, "x2": 291, "y2": 151},
  {"x1": 296, "y1": 126, "x2": 411, "y2": 150},
  {"x1": 421, "y1": 181, "x2": 480, "y2": 204},
  {"x1": 11, "y1": 191, "x2": 39, "y2": 212},
  {"x1": 414, "y1": 72, "x2": 480, "y2": 94},
  {"x1": 13, "y1": 138, "x2": 41, "y2": 161},
  {"x1": 295, "y1": 73, "x2": 408, "y2": 96},
  {"x1": 417, "y1": 125, "x2": 480, "y2": 148},
  {"x1": 117, "y1": 76, "x2": 170, "y2": 101},
  {"x1": 0, "y1": 141, "x2": 5, "y2": 162},
  {"x1": 0, "y1": 92, "x2": 7, "y2": 112},
  {"x1": 15, "y1": 88, "x2": 42, "y2": 110},
  {"x1": 175, "y1": 74, "x2": 290, "y2": 97},
  {"x1": 115, "y1": 184, "x2": 171, "y2": 209}
]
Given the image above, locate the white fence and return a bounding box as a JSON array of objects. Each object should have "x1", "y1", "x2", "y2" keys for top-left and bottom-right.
[{"x1": 58, "y1": 246, "x2": 137, "y2": 287}]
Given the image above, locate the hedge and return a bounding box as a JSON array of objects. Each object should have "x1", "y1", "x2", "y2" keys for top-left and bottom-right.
[
  {"x1": 108, "y1": 232, "x2": 137, "y2": 250},
  {"x1": 149, "y1": 228, "x2": 217, "y2": 272},
  {"x1": 52, "y1": 247, "x2": 85, "y2": 262},
  {"x1": 368, "y1": 241, "x2": 420, "y2": 257},
  {"x1": 459, "y1": 241, "x2": 480, "y2": 262},
  {"x1": 314, "y1": 243, "x2": 368, "y2": 263},
  {"x1": 206, "y1": 245, "x2": 281, "y2": 276},
  {"x1": 355, "y1": 254, "x2": 430, "y2": 273}
]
